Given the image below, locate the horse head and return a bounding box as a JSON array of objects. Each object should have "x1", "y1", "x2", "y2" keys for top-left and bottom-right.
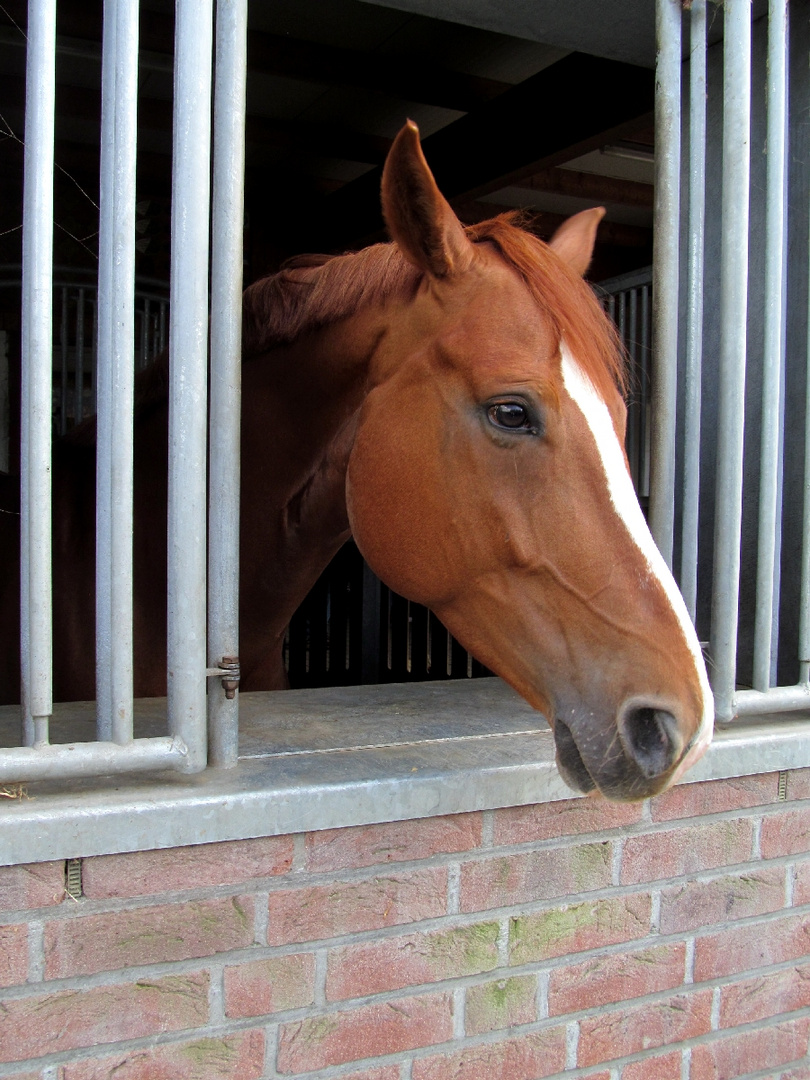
[{"x1": 346, "y1": 121, "x2": 712, "y2": 802}]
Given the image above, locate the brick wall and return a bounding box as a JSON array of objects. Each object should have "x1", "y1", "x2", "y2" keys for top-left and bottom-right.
[{"x1": 1, "y1": 769, "x2": 809, "y2": 1079}]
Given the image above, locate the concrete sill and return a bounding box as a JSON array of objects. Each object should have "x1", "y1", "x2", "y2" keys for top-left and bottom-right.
[{"x1": 1, "y1": 678, "x2": 809, "y2": 866}]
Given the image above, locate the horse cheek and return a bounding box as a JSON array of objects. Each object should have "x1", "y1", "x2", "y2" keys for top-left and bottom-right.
[{"x1": 346, "y1": 418, "x2": 460, "y2": 607}]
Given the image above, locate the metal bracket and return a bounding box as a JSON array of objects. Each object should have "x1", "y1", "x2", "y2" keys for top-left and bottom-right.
[{"x1": 206, "y1": 656, "x2": 241, "y2": 699}]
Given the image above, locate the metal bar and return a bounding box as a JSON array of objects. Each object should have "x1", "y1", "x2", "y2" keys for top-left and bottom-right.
[
  {"x1": 0, "y1": 737, "x2": 188, "y2": 784},
  {"x1": 640, "y1": 283, "x2": 651, "y2": 499},
  {"x1": 710, "y1": 0, "x2": 752, "y2": 722},
  {"x1": 167, "y1": 0, "x2": 214, "y2": 773},
  {"x1": 680, "y1": 0, "x2": 707, "y2": 621},
  {"x1": 20, "y1": 0, "x2": 57, "y2": 741},
  {"x1": 734, "y1": 683, "x2": 810, "y2": 717},
  {"x1": 650, "y1": 0, "x2": 682, "y2": 566},
  {"x1": 752, "y1": 0, "x2": 789, "y2": 692},
  {"x1": 799, "y1": 125, "x2": 810, "y2": 690},
  {"x1": 96, "y1": 0, "x2": 139, "y2": 743},
  {"x1": 207, "y1": 0, "x2": 247, "y2": 769},
  {"x1": 59, "y1": 287, "x2": 68, "y2": 436},
  {"x1": 74, "y1": 287, "x2": 85, "y2": 423}
]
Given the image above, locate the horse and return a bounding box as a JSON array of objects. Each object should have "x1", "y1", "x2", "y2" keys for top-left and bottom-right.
[{"x1": 0, "y1": 121, "x2": 713, "y2": 800}]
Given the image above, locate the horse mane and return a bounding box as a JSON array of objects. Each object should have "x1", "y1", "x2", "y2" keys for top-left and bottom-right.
[
  {"x1": 243, "y1": 212, "x2": 626, "y2": 401},
  {"x1": 67, "y1": 211, "x2": 625, "y2": 451}
]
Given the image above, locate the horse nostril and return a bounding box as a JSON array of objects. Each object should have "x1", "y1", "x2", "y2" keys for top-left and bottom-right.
[{"x1": 618, "y1": 707, "x2": 683, "y2": 779}]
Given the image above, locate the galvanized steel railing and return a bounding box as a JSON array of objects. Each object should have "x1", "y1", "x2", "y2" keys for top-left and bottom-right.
[
  {"x1": 1, "y1": 0, "x2": 247, "y2": 782},
  {"x1": 654, "y1": 0, "x2": 809, "y2": 722}
]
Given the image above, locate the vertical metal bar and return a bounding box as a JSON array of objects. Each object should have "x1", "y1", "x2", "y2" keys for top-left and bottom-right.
[
  {"x1": 208, "y1": 0, "x2": 247, "y2": 768},
  {"x1": 800, "y1": 206, "x2": 810, "y2": 686},
  {"x1": 710, "y1": 0, "x2": 752, "y2": 721},
  {"x1": 59, "y1": 287, "x2": 68, "y2": 435},
  {"x1": 21, "y1": 0, "x2": 56, "y2": 743},
  {"x1": 167, "y1": 0, "x2": 214, "y2": 772},
  {"x1": 752, "y1": 0, "x2": 788, "y2": 691},
  {"x1": 74, "y1": 287, "x2": 85, "y2": 423},
  {"x1": 680, "y1": 0, "x2": 707, "y2": 621},
  {"x1": 95, "y1": 0, "x2": 138, "y2": 743},
  {"x1": 627, "y1": 288, "x2": 639, "y2": 488},
  {"x1": 650, "y1": 0, "x2": 682, "y2": 566},
  {"x1": 640, "y1": 283, "x2": 651, "y2": 499}
]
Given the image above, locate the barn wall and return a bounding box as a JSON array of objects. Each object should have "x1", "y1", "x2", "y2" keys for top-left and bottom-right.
[{"x1": 1, "y1": 771, "x2": 809, "y2": 1079}]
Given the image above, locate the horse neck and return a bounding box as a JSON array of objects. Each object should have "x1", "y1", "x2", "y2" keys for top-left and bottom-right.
[{"x1": 238, "y1": 311, "x2": 383, "y2": 688}]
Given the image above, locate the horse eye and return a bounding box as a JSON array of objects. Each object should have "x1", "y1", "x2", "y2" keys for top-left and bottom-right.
[{"x1": 488, "y1": 402, "x2": 531, "y2": 430}]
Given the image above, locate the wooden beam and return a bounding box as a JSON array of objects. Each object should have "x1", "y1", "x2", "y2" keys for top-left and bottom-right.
[
  {"x1": 1, "y1": 0, "x2": 509, "y2": 112},
  {"x1": 515, "y1": 167, "x2": 653, "y2": 208},
  {"x1": 310, "y1": 53, "x2": 655, "y2": 250},
  {"x1": 2, "y1": 72, "x2": 392, "y2": 167}
]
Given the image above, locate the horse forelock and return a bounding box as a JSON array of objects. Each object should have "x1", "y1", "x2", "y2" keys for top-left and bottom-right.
[
  {"x1": 242, "y1": 214, "x2": 626, "y2": 408},
  {"x1": 464, "y1": 214, "x2": 627, "y2": 404}
]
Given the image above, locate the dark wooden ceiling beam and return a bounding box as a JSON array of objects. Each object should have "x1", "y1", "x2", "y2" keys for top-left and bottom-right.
[
  {"x1": 514, "y1": 166, "x2": 653, "y2": 208},
  {"x1": 2, "y1": 73, "x2": 392, "y2": 167},
  {"x1": 310, "y1": 53, "x2": 655, "y2": 250},
  {"x1": 1, "y1": 0, "x2": 509, "y2": 113}
]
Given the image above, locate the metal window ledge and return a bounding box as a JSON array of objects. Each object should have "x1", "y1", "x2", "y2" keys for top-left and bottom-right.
[{"x1": 1, "y1": 678, "x2": 809, "y2": 867}]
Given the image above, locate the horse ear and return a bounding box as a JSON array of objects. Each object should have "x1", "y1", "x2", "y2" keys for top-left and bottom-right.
[
  {"x1": 548, "y1": 207, "x2": 606, "y2": 277},
  {"x1": 382, "y1": 120, "x2": 474, "y2": 278}
]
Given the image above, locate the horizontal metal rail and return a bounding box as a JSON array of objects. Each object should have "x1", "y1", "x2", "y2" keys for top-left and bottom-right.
[{"x1": 0, "y1": 737, "x2": 189, "y2": 783}]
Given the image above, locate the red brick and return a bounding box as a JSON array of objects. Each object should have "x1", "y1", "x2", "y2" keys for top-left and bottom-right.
[
  {"x1": 277, "y1": 991, "x2": 453, "y2": 1072},
  {"x1": 411, "y1": 1028, "x2": 567, "y2": 1080},
  {"x1": 659, "y1": 867, "x2": 786, "y2": 934},
  {"x1": 326, "y1": 921, "x2": 499, "y2": 1001},
  {"x1": 0, "y1": 862, "x2": 65, "y2": 910},
  {"x1": 694, "y1": 913, "x2": 810, "y2": 982},
  {"x1": 224, "y1": 952, "x2": 316, "y2": 1018},
  {"x1": 0, "y1": 922, "x2": 28, "y2": 987},
  {"x1": 761, "y1": 806, "x2": 810, "y2": 859},
  {"x1": 786, "y1": 767, "x2": 810, "y2": 800},
  {"x1": 0, "y1": 973, "x2": 209, "y2": 1064},
  {"x1": 620, "y1": 819, "x2": 753, "y2": 885},
  {"x1": 329, "y1": 1071, "x2": 401, "y2": 1080},
  {"x1": 690, "y1": 1018, "x2": 810, "y2": 1080},
  {"x1": 621, "y1": 1050, "x2": 681, "y2": 1080},
  {"x1": 59, "y1": 1029, "x2": 264, "y2": 1079},
  {"x1": 493, "y1": 797, "x2": 642, "y2": 845},
  {"x1": 82, "y1": 836, "x2": 293, "y2": 899},
  {"x1": 509, "y1": 893, "x2": 651, "y2": 965},
  {"x1": 267, "y1": 867, "x2": 446, "y2": 945},
  {"x1": 719, "y1": 963, "x2": 810, "y2": 1028},
  {"x1": 460, "y1": 842, "x2": 613, "y2": 913},
  {"x1": 465, "y1": 974, "x2": 537, "y2": 1035},
  {"x1": 549, "y1": 943, "x2": 686, "y2": 1015},
  {"x1": 652, "y1": 774, "x2": 778, "y2": 821},
  {"x1": 577, "y1": 990, "x2": 713, "y2": 1067},
  {"x1": 305, "y1": 814, "x2": 481, "y2": 873},
  {"x1": 323, "y1": 1070, "x2": 401, "y2": 1080},
  {"x1": 44, "y1": 896, "x2": 254, "y2": 978},
  {"x1": 793, "y1": 859, "x2": 810, "y2": 905}
]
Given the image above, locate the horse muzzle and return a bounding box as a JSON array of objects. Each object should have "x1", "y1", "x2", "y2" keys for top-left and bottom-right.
[{"x1": 552, "y1": 699, "x2": 690, "y2": 801}]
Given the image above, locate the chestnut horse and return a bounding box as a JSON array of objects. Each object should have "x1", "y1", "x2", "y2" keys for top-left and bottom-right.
[{"x1": 0, "y1": 122, "x2": 712, "y2": 799}]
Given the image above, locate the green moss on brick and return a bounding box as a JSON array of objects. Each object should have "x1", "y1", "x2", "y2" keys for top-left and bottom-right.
[
  {"x1": 180, "y1": 1037, "x2": 239, "y2": 1069},
  {"x1": 510, "y1": 901, "x2": 595, "y2": 964},
  {"x1": 466, "y1": 975, "x2": 537, "y2": 1035},
  {"x1": 569, "y1": 842, "x2": 612, "y2": 891}
]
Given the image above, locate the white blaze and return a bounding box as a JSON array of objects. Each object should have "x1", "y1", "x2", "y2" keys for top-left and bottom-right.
[{"x1": 560, "y1": 345, "x2": 713, "y2": 778}]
